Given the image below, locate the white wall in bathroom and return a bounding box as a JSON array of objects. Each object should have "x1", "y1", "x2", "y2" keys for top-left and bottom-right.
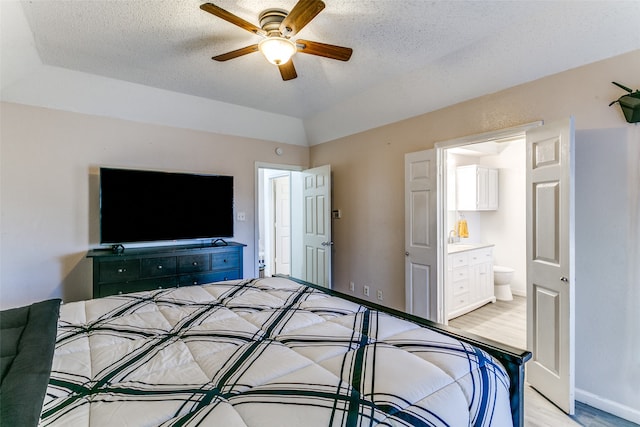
[
  {"x1": 454, "y1": 211, "x2": 482, "y2": 244},
  {"x1": 478, "y1": 140, "x2": 527, "y2": 295}
]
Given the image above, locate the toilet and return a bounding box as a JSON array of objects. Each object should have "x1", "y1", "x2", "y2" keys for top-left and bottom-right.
[{"x1": 493, "y1": 265, "x2": 514, "y2": 301}]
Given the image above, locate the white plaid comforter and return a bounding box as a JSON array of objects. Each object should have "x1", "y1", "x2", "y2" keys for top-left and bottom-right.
[{"x1": 40, "y1": 277, "x2": 512, "y2": 426}]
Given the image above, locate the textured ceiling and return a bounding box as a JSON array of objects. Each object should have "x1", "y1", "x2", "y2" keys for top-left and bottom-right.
[{"x1": 14, "y1": 1, "x2": 640, "y2": 126}]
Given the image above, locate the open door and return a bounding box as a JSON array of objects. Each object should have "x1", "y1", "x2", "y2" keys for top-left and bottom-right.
[
  {"x1": 404, "y1": 150, "x2": 438, "y2": 321},
  {"x1": 300, "y1": 165, "x2": 332, "y2": 288},
  {"x1": 526, "y1": 118, "x2": 575, "y2": 414}
]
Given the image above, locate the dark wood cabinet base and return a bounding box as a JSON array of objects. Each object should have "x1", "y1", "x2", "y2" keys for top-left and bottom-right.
[{"x1": 88, "y1": 242, "x2": 245, "y2": 298}]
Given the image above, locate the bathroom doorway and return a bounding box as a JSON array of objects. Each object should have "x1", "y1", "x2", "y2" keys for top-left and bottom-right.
[
  {"x1": 440, "y1": 134, "x2": 527, "y2": 350},
  {"x1": 432, "y1": 119, "x2": 577, "y2": 414}
]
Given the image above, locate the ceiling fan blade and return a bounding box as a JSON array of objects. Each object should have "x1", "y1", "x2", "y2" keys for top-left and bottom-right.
[
  {"x1": 296, "y1": 39, "x2": 352, "y2": 61},
  {"x1": 200, "y1": 3, "x2": 265, "y2": 36},
  {"x1": 278, "y1": 61, "x2": 298, "y2": 81},
  {"x1": 279, "y1": 0, "x2": 325, "y2": 37},
  {"x1": 212, "y1": 44, "x2": 259, "y2": 61}
]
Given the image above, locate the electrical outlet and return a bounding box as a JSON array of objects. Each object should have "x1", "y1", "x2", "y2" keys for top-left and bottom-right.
[
  {"x1": 377, "y1": 289, "x2": 383, "y2": 301},
  {"x1": 363, "y1": 285, "x2": 370, "y2": 297},
  {"x1": 349, "y1": 281, "x2": 355, "y2": 292},
  {"x1": 237, "y1": 212, "x2": 246, "y2": 221}
]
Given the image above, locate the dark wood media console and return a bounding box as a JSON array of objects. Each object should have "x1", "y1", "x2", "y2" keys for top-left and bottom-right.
[{"x1": 87, "y1": 242, "x2": 245, "y2": 298}]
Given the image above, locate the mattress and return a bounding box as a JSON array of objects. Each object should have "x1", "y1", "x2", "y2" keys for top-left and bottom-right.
[{"x1": 40, "y1": 277, "x2": 513, "y2": 426}]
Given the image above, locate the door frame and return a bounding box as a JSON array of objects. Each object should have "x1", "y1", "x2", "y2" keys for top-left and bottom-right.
[
  {"x1": 434, "y1": 121, "x2": 543, "y2": 323},
  {"x1": 255, "y1": 162, "x2": 303, "y2": 278}
]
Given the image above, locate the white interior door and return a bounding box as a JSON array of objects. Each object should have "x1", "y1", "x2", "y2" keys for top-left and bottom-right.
[
  {"x1": 405, "y1": 150, "x2": 438, "y2": 321},
  {"x1": 526, "y1": 118, "x2": 575, "y2": 414},
  {"x1": 273, "y1": 176, "x2": 291, "y2": 275},
  {"x1": 301, "y1": 165, "x2": 332, "y2": 288}
]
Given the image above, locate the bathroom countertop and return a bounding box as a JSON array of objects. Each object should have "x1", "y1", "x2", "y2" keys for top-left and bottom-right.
[{"x1": 447, "y1": 243, "x2": 494, "y2": 254}]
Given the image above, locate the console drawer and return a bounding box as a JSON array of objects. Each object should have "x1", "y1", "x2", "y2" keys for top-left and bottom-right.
[
  {"x1": 179, "y1": 272, "x2": 220, "y2": 287},
  {"x1": 98, "y1": 276, "x2": 177, "y2": 297},
  {"x1": 212, "y1": 251, "x2": 240, "y2": 270},
  {"x1": 98, "y1": 259, "x2": 140, "y2": 283},
  {"x1": 141, "y1": 256, "x2": 177, "y2": 278},
  {"x1": 178, "y1": 254, "x2": 210, "y2": 273},
  {"x1": 209, "y1": 269, "x2": 241, "y2": 282}
]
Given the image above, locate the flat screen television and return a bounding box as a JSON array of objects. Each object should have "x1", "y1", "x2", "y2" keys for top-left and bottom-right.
[{"x1": 99, "y1": 167, "x2": 234, "y2": 245}]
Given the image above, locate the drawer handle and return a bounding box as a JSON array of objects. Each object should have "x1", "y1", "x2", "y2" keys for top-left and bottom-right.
[
  {"x1": 158, "y1": 286, "x2": 163, "y2": 289},
  {"x1": 117, "y1": 268, "x2": 127, "y2": 273},
  {"x1": 223, "y1": 259, "x2": 228, "y2": 263},
  {"x1": 193, "y1": 281, "x2": 198, "y2": 285},
  {"x1": 192, "y1": 262, "x2": 198, "y2": 266},
  {"x1": 157, "y1": 265, "x2": 163, "y2": 270},
  {"x1": 118, "y1": 291, "x2": 123, "y2": 295}
]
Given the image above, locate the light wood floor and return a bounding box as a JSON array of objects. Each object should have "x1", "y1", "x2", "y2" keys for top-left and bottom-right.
[
  {"x1": 449, "y1": 296, "x2": 527, "y2": 350},
  {"x1": 449, "y1": 296, "x2": 580, "y2": 426},
  {"x1": 449, "y1": 297, "x2": 638, "y2": 427}
]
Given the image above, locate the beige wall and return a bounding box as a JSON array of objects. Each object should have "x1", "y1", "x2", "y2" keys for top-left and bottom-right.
[
  {"x1": 0, "y1": 102, "x2": 309, "y2": 308},
  {"x1": 311, "y1": 49, "x2": 640, "y2": 309}
]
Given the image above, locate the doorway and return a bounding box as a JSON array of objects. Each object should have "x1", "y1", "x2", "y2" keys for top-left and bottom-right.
[
  {"x1": 430, "y1": 119, "x2": 576, "y2": 415},
  {"x1": 442, "y1": 136, "x2": 527, "y2": 351},
  {"x1": 256, "y1": 164, "x2": 333, "y2": 287},
  {"x1": 258, "y1": 167, "x2": 294, "y2": 278}
]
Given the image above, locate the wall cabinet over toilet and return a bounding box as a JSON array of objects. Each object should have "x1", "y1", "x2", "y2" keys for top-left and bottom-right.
[{"x1": 456, "y1": 165, "x2": 498, "y2": 211}]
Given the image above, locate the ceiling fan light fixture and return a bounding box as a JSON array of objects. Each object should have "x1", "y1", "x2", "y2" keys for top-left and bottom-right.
[{"x1": 258, "y1": 37, "x2": 296, "y2": 65}]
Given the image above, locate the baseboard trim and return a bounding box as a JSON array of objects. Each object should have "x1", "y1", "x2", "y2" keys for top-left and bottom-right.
[
  {"x1": 576, "y1": 388, "x2": 640, "y2": 424},
  {"x1": 511, "y1": 289, "x2": 526, "y2": 297}
]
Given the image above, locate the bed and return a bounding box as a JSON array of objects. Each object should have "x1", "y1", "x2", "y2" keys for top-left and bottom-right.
[{"x1": 1, "y1": 276, "x2": 531, "y2": 426}]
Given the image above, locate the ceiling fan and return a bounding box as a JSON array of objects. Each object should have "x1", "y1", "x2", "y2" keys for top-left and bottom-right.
[{"x1": 199, "y1": 0, "x2": 353, "y2": 81}]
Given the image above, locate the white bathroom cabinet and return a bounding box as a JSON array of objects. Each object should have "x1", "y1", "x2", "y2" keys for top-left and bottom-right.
[
  {"x1": 447, "y1": 245, "x2": 496, "y2": 319},
  {"x1": 456, "y1": 165, "x2": 498, "y2": 210}
]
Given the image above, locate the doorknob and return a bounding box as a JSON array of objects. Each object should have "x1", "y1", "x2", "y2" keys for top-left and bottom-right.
[
  {"x1": 321, "y1": 241, "x2": 334, "y2": 246},
  {"x1": 560, "y1": 276, "x2": 569, "y2": 282},
  {"x1": 405, "y1": 252, "x2": 409, "y2": 256}
]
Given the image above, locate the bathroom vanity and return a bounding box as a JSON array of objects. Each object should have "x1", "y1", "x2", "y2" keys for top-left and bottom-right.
[{"x1": 447, "y1": 244, "x2": 496, "y2": 319}]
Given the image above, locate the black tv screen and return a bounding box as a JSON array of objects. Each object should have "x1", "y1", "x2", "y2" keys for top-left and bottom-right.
[{"x1": 100, "y1": 168, "x2": 234, "y2": 244}]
